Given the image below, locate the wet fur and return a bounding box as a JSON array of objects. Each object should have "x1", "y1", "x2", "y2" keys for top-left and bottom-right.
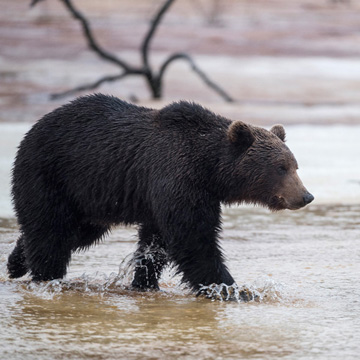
[{"x1": 8, "y1": 94, "x2": 307, "y2": 291}]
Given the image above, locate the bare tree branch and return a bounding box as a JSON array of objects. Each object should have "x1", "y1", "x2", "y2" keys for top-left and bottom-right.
[
  {"x1": 31, "y1": 0, "x2": 234, "y2": 103},
  {"x1": 30, "y1": 0, "x2": 45, "y2": 7},
  {"x1": 50, "y1": 73, "x2": 130, "y2": 100},
  {"x1": 60, "y1": 0, "x2": 136, "y2": 72},
  {"x1": 157, "y1": 52, "x2": 234, "y2": 102},
  {"x1": 141, "y1": 0, "x2": 176, "y2": 71}
]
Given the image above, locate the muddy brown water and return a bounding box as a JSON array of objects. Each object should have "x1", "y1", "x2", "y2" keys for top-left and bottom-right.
[{"x1": 1, "y1": 204, "x2": 359, "y2": 359}]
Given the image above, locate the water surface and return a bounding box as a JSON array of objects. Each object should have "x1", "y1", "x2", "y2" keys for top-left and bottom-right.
[{"x1": 1, "y1": 205, "x2": 359, "y2": 359}]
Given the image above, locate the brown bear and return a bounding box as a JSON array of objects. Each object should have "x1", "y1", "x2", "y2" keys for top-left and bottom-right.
[{"x1": 7, "y1": 94, "x2": 313, "y2": 299}]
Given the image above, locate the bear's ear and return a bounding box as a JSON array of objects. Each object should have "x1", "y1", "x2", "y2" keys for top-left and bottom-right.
[
  {"x1": 270, "y1": 124, "x2": 286, "y2": 142},
  {"x1": 227, "y1": 121, "x2": 255, "y2": 152}
]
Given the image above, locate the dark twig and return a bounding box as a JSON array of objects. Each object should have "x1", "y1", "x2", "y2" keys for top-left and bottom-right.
[
  {"x1": 30, "y1": 0, "x2": 44, "y2": 6},
  {"x1": 158, "y1": 52, "x2": 234, "y2": 102},
  {"x1": 60, "y1": 0, "x2": 136, "y2": 71},
  {"x1": 142, "y1": 0, "x2": 176, "y2": 70},
  {"x1": 50, "y1": 73, "x2": 130, "y2": 100},
  {"x1": 31, "y1": 0, "x2": 234, "y2": 102},
  {"x1": 140, "y1": 0, "x2": 177, "y2": 98}
]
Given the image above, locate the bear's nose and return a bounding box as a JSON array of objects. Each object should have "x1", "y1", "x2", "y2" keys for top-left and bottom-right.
[{"x1": 303, "y1": 192, "x2": 314, "y2": 205}]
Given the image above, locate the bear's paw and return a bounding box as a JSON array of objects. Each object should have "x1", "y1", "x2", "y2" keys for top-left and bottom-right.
[{"x1": 197, "y1": 283, "x2": 259, "y2": 302}]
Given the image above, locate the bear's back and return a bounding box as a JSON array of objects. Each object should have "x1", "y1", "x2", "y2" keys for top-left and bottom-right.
[
  {"x1": 157, "y1": 101, "x2": 230, "y2": 134},
  {"x1": 47, "y1": 94, "x2": 153, "y2": 127}
]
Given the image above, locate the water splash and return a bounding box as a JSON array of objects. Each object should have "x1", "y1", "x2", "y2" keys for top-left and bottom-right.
[
  {"x1": 13, "y1": 260, "x2": 291, "y2": 304},
  {"x1": 198, "y1": 283, "x2": 259, "y2": 302},
  {"x1": 19, "y1": 251, "x2": 183, "y2": 300},
  {"x1": 251, "y1": 277, "x2": 289, "y2": 303},
  {"x1": 197, "y1": 277, "x2": 290, "y2": 303},
  {"x1": 22, "y1": 254, "x2": 136, "y2": 299},
  {"x1": 25, "y1": 278, "x2": 65, "y2": 300},
  {"x1": 3, "y1": 237, "x2": 291, "y2": 304}
]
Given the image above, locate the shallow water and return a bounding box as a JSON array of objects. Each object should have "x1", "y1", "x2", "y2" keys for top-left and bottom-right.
[{"x1": 1, "y1": 204, "x2": 360, "y2": 359}]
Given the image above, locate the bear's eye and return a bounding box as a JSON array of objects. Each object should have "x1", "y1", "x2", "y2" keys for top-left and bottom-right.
[{"x1": 277, "y1": 165, "x2": 287, "y2": 175}]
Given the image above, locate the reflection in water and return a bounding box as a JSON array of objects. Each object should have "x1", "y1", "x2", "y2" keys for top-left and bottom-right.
[{"x1": 1, "y1": 205, "x2": 360, "y2": 359}]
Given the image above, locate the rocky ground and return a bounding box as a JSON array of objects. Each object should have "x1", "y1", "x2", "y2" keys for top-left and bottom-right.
[{"x1": 1, "y1": 0, "x2": 360, "y2": 124}]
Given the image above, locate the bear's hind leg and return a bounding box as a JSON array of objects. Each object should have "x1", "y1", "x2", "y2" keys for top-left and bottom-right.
[
  {"x1": 7, "y1": 235, "x2": 28, "y2": 278},
  {"x1": 131, "y1": 223, "x2": 167, "y2": 291},
  {"x1": 23, "y1": 202, "x2": 78, "y2": 281},
  {"x1": 25, "y1": 229, "x2": 74, "y2": 281},
  {"x1": 26, "y1": 222, "x2": 108, "y2": 281}
]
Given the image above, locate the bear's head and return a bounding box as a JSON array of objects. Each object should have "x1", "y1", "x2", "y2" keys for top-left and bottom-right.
[{"x1": 225, "y1": 121, "x2": 314, "y2": 211}]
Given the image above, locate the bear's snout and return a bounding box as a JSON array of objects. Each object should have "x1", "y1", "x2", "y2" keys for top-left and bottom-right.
[
  {"x1": 285, "y1": 189, "x2": 314, "y2": 210},
  {"x1": 303, "y1": 192, "x2": 314, "y2": 206},
  {"x1": 279, "y1": 170, "x2": 314, "y2": 210}
]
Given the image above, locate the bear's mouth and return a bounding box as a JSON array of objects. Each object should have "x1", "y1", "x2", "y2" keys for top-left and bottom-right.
[
  {"x1": 269, "y1": 196, "x2": 303, "y2": 211},
  {"x1": 268, "y1": 196, "x2": 287, "y2": 211}
]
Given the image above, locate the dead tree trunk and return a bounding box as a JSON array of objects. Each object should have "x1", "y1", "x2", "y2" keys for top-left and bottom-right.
[{"x1": 30, "y1": 0, "x2": 234, "y2": 102}]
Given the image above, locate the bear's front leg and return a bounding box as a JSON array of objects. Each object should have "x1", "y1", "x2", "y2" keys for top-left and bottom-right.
[
  {"x1": 131, "y1": 223, "x2": 167, "y2": 291},
  {"x1": 173, "y1": 239, "x2": 235, "y2": 293},
  {"x1": 160, "y1": 200, "x2": 236, "y2": 297}
]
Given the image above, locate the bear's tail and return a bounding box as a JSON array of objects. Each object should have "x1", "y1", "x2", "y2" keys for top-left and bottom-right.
[{"x1": 7, "y1": 235, "x2": 28, "y2": 278}]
